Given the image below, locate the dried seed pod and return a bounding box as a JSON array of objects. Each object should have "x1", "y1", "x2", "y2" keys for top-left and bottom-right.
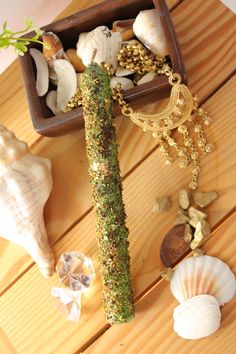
[
  {"x1": 112, "y1": 19, "x2": 135, "y2": 41},
  {"x1": 65, "y1": 48, "x2": 86, "y2": 73},
  {"x1": 160, "y1": 224, "x2": 190, "y2": 267}
]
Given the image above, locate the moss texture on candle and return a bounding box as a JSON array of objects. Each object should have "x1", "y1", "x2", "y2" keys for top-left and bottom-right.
[{"x1": 80, "y1": 63, "x2": 134, "y2": 324}]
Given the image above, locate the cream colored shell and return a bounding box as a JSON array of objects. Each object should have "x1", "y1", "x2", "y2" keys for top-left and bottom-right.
[
  {"x1": 170, "y1": 255, "x2": 236, "y2": 306},
  {"x1": 76, "y1": 26, "x2": 122, "y2": 69},
  {"x1": 173, "y1": 294, "x2": 221, "y2": 340},
  {"x1": 133, "y1": 9, "x2": 169, "y2": 57},
  {"x1": 0, "y1": 125, "x2": 54, "y2": 277}
]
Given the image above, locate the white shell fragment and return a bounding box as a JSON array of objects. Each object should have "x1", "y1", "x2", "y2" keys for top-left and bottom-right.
[
  {"x1": 46, "y1": 91, "x2": 63, "y2": 116},
  {"x1": 133, "y1": 9, "x2": 169, "y2": 57},
  {"x1": 110, "y1": 77, "x2": 134, "y2": 90},
  {"x1": 115, "y1": 66, "x2": 133, "y2": 77},
  {"x1": 0, "y1": 125, "x2": 54, "y2": 277},
  {"x1": 137, "y1": 72, "x2": 158, "y2": 86},
  {"x1": 77, "y1": 26, "x2": 122, "y2": 69},
  {"x1": 54, "y1": 59, "x2": 77, "y2": 112},
  {"x1": 30, "y1": 48, "x2": 49, "y2": 96},
  {"x1": 170, "y1": 255, "x2": 236, "y2": 306},
  {"x1": 173, "y1": 295, "x2": 221, "y2": 340}
]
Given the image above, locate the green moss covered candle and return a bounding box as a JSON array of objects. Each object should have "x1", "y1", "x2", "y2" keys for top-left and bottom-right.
[{"x1": 80, "y1": 63, "x2": 134, "y2": 324}]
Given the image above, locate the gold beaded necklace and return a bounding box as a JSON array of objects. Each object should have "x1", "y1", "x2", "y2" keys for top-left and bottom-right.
[{"x1": 67, "y1": 40, "x2": 214, "y2": 190}]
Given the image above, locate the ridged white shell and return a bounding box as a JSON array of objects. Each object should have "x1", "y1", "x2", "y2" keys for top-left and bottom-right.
[
  {"x1": 133, "y1": 9, "x2": 169, "y2": 57},
  {"x1": 76, "y1": 26, "x2": 122, "y2": 69},
  {"x1": 170, "y1": 255, "x2": 236, "y2": 306},
  {"x1": 0, "y1": 125, "x2": 54, "y2": 277},
  {"x1": 173, "y1": 294, "x2": 221, "y2": 340}
]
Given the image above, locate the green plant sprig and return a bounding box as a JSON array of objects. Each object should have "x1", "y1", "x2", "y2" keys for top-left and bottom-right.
[{"x1": 0, "y1": 17, "x2": 49, "y2": 55}]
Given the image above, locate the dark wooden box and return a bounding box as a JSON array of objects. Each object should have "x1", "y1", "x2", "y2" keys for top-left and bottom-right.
[{"x1": 19, "y1": 0, "x2": 186, "y2": 137}]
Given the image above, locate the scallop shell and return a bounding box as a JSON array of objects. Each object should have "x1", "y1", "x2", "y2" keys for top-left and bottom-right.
[
  {"x1": 173, "y1": 294, "x2": 221, "y2": 340},
  {"x1": 170, "y1": 255, "x2": 236, "y2": 306},
  {"x1": 76, "y1": 26, "x2": 122, "y2": 70},
  {"x1": 133, "y1": 9, "x2": 169, "y2": 57},
  {"x1": 0, "y1": 125, "x2": 54, "y2": 277}
]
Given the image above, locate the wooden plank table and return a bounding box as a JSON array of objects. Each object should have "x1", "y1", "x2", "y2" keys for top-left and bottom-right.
[{"x1": 0, "y1": 0, "x2": 235, "y2": 353}]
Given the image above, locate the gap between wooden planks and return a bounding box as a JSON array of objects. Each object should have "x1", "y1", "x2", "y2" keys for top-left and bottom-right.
[
  {"x1": 0, "y1": 72, "x2": 235, "y2": 354},
  {"x1": 83, "y1": 213, "x2": 236, "y2": 354},
  {"x1": 0, "y1": 0, "x2": 236, "y2": 294},
  {"x1": 0, "y1": 0, "x2": 180, "y2": 147}
]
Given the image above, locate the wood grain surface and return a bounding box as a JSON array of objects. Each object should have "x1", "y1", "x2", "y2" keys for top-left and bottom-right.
[
  {"x1": 0, "y1": 0, "x2": 235, "y2": 353},
  {"x1": 85, "y1": 214, "x2": 236, "y2": 354},
  {"x1": 0, "y1": 75, "x2": 235, "y2": 353},
  {"x1": 1, "y1": 0, "x2": 236, "y2": 295}
]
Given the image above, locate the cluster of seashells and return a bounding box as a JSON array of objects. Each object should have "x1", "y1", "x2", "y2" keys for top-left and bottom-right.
[
  {"x1": 170, "y1": 255, "x2": 236, "y2": 340},
  {"x1": 29, "y1": 9, "x2": 169, "y2": 115}
]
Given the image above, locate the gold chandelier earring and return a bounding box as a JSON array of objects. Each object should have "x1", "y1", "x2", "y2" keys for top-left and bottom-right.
[{"x1": 113, "y1": 40, "x2": 214, "y2": 190}]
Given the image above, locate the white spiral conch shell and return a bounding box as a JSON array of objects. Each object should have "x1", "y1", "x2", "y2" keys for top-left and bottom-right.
[
  {"x1": 0, "y1": 125, "x2": 54, "y2": 277},
  {"x1": 76, "y1": 26, "x2": 122, "y2": 69},
  {"x1": 170, "y1": 255, "x2": 236, "y2": 306},
  {"x1": 173, "y1": 294, "x2": 221, "y2": 340},
  {"x1": 133, "y1": 9, "x2": 169, "y2": 57}
]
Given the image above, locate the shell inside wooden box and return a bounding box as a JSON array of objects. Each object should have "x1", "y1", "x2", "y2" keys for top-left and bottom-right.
[{"x1": 19, "y1": 0, "x2": 186, "y2": 137}]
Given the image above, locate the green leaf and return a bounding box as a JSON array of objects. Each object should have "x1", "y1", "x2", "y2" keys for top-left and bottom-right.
[
  {"x1": 15, "y1": 47, "x2": 24, "y2": 56},
  {"x1": 3, "y1": 21, "x2": 8, "y2": 31},
  {"x1": 24, "y1": 17, "x2": 34, "y2": 28}
]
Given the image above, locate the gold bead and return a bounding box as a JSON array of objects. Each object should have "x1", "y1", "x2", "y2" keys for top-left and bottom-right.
[
  {"x1": 205, "y1": 143, "x2": 214, "y2": 153},
  {"x1": 178, "y1": 125, "x2": 187, "y2": 134},
  {"x1": 192, "y1": 166, "x2": 200, "y2": 174},
  {"x1": 160, "y1": 145, "x2": 166, "y2": 153},
  {"x1": 189, "y1": 181, "x2": 198, "y2": 190},
  {"x1": 178, "y1": 147, "x2": 187, "y2": 156},
  {"x1": 191, "y1": 151, "x2": 199, "y2": 160},
  {"x1": 198, "y1": 138, "x2": 206, "y2": 147},
  {"x1": 194, "y1": 124, "x2": 201, "y2": 133},
  {"x1": 184, "y1": 138, "x2": 193, "y2": 147},
  {"x1": 179, "y1": 159, "x2": 188, "y2": 168},
  {"x1": 204, "y1": 116, "x2": 212, "y2": 125},
  {"x1": 165, "y1": 157, "x2": 174, "y2": 165}
]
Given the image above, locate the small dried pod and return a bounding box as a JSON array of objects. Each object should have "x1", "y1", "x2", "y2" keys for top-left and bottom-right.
[
  {"x1": 112, "y1": 19, "x2": 135, "y2": 41},
  {"x1": 173, "y1": 295, "x2": 221, "y2": 340},
  {"x1": 193, "y1": 191, "x2": 218, "y2": 208},
  {"x1": 65, "y1": 48, "x2": 86, "y2": 73},
  {"x1": 133, "y1": 9, "x2": 169, "y2": 57},
  {"x1": 77, "y1": 26, "x2": 122, "y2": 70},
  {"x1": 160, "y1": 224, "x2": 190, "y2": 267},
  {"x1": 170, "y1": 255, "x2": 236, "y2": 305},
  {"x1": 110, "y1": 77, "x2": 134, "y2": 90},
  {"x1": 46, "y1": 91, "x2": 63, "y2": 116},
  {"x1": 54, "y1": 59, "x2": 77, "y2": 112},
  {"x1": 188, "y1": 206, "x2": 207, "y2": 227},
  {"x1": 42, "y1": 32, "x2": 68, "y2": 67},
  {"x1": 136, "y1": 72, "x2": 157, "y2": 85},
  {"x1": 29, "y1": 48, "x2": 49, "y2": 97}
]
